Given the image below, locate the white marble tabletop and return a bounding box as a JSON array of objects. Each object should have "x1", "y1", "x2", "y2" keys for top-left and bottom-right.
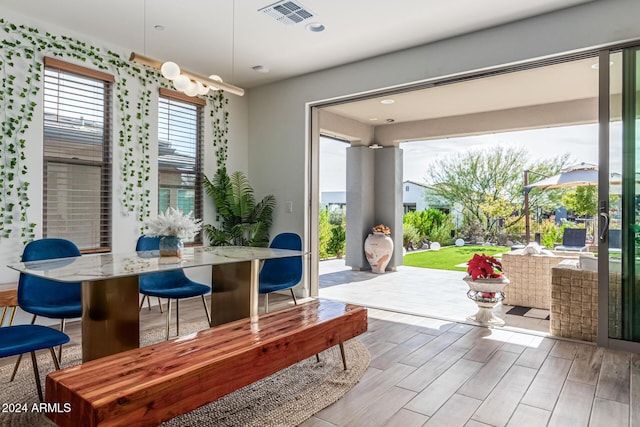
[{"x1": 7, "y1": 246, "x2": 302, "y2": 283}]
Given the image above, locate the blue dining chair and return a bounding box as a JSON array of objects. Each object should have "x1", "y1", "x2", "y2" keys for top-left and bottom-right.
[
  {"x1": 136, "y1": 236, "x2": 211, "y2": 339},
  {"x1": 12, "y1": 238, "x2": 82, "y2": 380},
  {"x1": 1, "y1": 324, "x2": 70, "y2": 401},
  {"x1": 259, "y1": 232, "x2": 303, "y2": 313}
]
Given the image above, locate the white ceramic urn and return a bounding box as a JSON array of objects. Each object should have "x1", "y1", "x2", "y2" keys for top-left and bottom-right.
[{"x1": 364, "y1": 232, "x2": 394, "y2": 273}]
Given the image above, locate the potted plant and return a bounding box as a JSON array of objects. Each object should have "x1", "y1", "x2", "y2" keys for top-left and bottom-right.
[
  {"x1": 203, "y1": 167, "x2": 275, "y2": 247},
  {"x1": 143, "y1": 207, "x2": 202, "y2": 258},
  {"x1": 364, "y1": 224, "x2": 394, "y2": 273},
  {"x1": 463, "y1": 253, "x2": 509, "y2": 325}
]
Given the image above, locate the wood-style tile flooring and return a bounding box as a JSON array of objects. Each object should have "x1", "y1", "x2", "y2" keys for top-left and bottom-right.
[
  {"x1": 3, "y1": 292, "x2": 638, "y2": 426},
  {"x1": 303, "y1": 307, "x2": 639, "y2": 427}
]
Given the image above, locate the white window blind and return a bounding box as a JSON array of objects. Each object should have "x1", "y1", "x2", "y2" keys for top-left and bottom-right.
[
  {"x1": 43, "y1": 57, "x2": 113, "y2": 252},
  {"x1": 158, "y1": 89, "x2": 204, "y2": 244}
]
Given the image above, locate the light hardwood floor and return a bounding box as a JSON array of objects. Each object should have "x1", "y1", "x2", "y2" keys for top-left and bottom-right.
[{"x1": 3, "y1": 295, "x2": 639, "y2": 426}]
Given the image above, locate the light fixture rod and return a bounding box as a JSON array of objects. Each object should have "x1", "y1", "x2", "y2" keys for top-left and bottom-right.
[{"x1": 129, "y1": 52, "x2": 245, "y2": 96}]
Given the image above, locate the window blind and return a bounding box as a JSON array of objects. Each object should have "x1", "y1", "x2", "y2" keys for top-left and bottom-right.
[
  {"x1": 43, "y1": 58, "x2": 112, "y2": 252},
  {"x1": 158, "y1": 89, "x2": 204, "y2": 244}
]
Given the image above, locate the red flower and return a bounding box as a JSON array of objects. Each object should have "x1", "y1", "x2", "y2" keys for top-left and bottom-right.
[{"x1": 466, "y1": 253, "x2": 503, "y2": 280}]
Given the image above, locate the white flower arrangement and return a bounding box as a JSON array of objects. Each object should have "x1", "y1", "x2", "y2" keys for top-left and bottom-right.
[{"x1": 143, "y1": 207, "x2": 202, "y2": 240}]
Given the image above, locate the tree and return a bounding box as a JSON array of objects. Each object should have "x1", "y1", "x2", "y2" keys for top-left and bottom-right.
[
  {"x1": 427, "y1": 146, "x2": 569, "y2": 240},
  {"x1": 562, "y1": 185, "x2": 597, "y2": 217}
]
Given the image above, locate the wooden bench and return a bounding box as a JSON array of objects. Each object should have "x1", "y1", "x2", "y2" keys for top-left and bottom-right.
[
  {"x1": 45, "y1": 299, "x2": 368, "y2": 427},
  {"x1": 0, "y1": 285, "x2": 18, "y2": 326}
]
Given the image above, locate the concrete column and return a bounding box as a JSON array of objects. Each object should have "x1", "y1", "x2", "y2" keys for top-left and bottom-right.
[
  {"x1": 374, "y1": 147, "x2": 403, "y2": 270},
  {"x1": 345, "y1": 146, "x2": 375, "y2": 269},
  {"x1": 345, "y1": 146, "x2": 403, "y2": 271}
]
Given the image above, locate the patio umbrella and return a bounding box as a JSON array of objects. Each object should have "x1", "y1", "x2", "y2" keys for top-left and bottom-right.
[
  {"x1": 525, "y1": 162, "x2": 598, "y2": 191},
  {"x1": 523, "y1": 163, "x2": 598, "y2": 243}
]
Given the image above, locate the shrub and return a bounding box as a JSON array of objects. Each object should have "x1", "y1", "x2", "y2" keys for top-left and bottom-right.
[
  {"x1": 327, "y1": 224, "x2": 346, "y2": 258},
  {"x1": 403, "y1": 223, "x2": 422, "y2": 250}
]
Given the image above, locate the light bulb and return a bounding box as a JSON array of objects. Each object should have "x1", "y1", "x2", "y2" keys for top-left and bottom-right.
[
  {"x1": 196, "y1": 81, "x2": 209, "y2": 95},
  {"x1": 173, "y1": 74, "x2": 190, "y2": 92},
  {"x1": 208, "y1": 74, "x2": 223, "y2": 82},
  {"x1": 184, "y1": 81, "x2": 199, "y2": 97},
  {"x1": 160, "y1": 62, "x2": 180, "y2": 80}
]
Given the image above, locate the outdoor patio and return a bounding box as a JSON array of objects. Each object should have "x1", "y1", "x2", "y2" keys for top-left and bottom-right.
[{"x1": 319, "y1": 258, "x2": 551, "y2": 335}]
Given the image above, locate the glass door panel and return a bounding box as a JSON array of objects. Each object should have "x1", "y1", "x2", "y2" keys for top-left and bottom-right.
[{"x1": 608, "y1": 47, "x2": 640, "y2": 343}]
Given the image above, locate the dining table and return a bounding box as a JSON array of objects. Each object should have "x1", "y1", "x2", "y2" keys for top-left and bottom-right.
[{"x1": 7, "y1": 245, "x2": 303, "y2": 362}]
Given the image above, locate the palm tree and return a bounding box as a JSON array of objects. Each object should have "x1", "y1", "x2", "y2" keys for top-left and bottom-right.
[{"x1": 203, "y1": 167, "x2": 275, "y2": 247}]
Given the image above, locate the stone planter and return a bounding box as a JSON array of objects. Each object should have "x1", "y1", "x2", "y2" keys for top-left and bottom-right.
[
  {"x1": 364, "y1": 232, "x2": 393, "y2": 273},
  {"x1": 463, "y1": 276, "x2": 509, "y2": 326}
]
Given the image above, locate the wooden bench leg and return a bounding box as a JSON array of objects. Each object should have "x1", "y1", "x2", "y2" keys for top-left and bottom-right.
[
  {"x1": 315, "y1": 342, "x2": 348, "y2": 370},
  {"x1": 339, "y1": 342, "x2": 347, "y2": 370}
]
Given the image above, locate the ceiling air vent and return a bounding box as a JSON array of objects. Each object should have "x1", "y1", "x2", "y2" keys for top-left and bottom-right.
[{"x1": 259, "y1": 0, "x2": 314, "y2": 25}]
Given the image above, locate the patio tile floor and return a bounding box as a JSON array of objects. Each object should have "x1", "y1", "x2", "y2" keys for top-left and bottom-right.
[{"x1": 318, "y1": 259, "x2": 550, "y2": 335}]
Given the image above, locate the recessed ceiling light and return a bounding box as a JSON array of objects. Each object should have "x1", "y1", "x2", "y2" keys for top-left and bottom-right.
[
  {"x1": 386, "y1": 118, "x2": 395, "y2": 123},
  {"x1": 369, "y1": 118, "x2": 378, "y2": 121},
  {"x1": 154, "y1": 25, "x2": 165, "y2": 31},
  {"x1": 305, "y1": 22, "x2": 325, "y2": 32},
  {"x1": 380, "y1": 99, "x2": 395, "y2": 105},
  {"x1": 252, "y1": 65, "x2": 270, "y2": 73}
]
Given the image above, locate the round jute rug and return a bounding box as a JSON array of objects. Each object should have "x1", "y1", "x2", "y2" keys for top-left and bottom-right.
[{"x1": 0, "y1": 321, "x2": 369, "y2": 427}]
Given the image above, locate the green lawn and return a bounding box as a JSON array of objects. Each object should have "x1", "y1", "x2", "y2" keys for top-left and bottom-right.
[{"x1": 403, "y1": 245, "x2": 510, "y2": 272}]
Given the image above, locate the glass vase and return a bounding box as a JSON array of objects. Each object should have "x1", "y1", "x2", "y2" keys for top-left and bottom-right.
[{"x1": 159, "y1": 235, "x2": 184, "y2": 259}]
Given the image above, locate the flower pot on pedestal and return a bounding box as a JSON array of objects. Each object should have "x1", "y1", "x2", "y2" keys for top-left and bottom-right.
[{"x1": 463, "y1": 276, "x2": 509, "y2": 326}]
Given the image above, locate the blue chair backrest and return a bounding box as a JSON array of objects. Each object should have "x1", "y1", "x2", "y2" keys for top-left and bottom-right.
[
  {"x1": 259, "y1": 233, "x2": 302, "y2": 288},
  {"x1": 562, "y1": 228, "x2": 586, "y2": 247},
  {"x1": 18, "y1": 238, "x2": 82, "y2": 315},
  {"x1": 136, "y1": 236, "x2": 190, "y2": 288}
]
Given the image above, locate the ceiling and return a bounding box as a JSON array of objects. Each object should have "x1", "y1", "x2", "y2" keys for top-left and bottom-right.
[
  {"x1": 324, "y1": 56, "x2": 619, "y2": 126},
  {"x1": 1, "y1": 0, "x2": 593, "y2": 89}
]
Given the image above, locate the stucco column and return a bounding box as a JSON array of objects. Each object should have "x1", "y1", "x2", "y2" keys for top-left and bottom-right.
[{"x1": 345, "y1": 146, "x2": 403, "y2": 271}]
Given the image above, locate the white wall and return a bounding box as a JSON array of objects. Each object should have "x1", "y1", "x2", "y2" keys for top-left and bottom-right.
[
  {"x1": 0, "y1": 10, "x2": 249, "y2": 283},
  {"x1": 247, "y1": 0, "x2": 640, "y2": 252}
]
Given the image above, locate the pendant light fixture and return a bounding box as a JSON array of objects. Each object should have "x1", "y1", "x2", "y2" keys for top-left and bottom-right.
[
  {"x1": 131, "y1": 0, "x2": 244, "y2": 97},
  {"x1": 130, "y1": 52, "x2": 244, "y2": 97}
]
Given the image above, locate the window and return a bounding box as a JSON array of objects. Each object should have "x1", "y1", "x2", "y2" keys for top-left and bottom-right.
[
  {"x1": 158, "y1": 89, "x2": 204, "y2": 243},
  {"x1": 43, "y1": 57, "x2": 113, "y2": 252}
]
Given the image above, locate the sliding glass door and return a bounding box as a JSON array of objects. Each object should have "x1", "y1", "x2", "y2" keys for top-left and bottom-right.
[{"x1": 602, "y1": 47, "x2": 640, "y2": 348}]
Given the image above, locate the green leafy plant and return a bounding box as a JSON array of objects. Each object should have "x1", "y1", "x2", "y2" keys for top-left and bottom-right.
[
  {"x1": 203, "y1": 167, "x2": 275, "y2": 247},
  {"x1": 403, "y1": 223, "x2": 421, "y2": 250},
  {"x1": 318, "y1": 208, "x2": 332, "y2": 258},
  {"x1": 327, "y1": 224, "x2": 346, "y2": 258}
]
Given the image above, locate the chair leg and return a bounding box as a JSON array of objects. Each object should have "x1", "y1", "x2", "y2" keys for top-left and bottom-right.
[
  {"x1": 139, "y1": 295, "x2": 146, "y2": 311},
  {"x1": 49, "y1": 348, "x2": 61, "y2": 370},
  {"x1": 264, "y1": 293, "x2": 269, "y2": 313},
  {"x1": 290, "y1": 288, "x2": 297, "y2": 305},
  {"x1": 166, "y1": 299, "x2": 172, "y2": 340},
  {"x1": 147, "y1": 295, "x2": 152, "y2": 310},
  {"x1": 176, "y1": 299, "x2": 180, "y2": 336},
  {"x1": 201, "y1": 295, "x2": 211, "y2": 325},
  {"x1": 9, "y1": 306, "x2": 16, "y2": 325},
  {"x1": 157, "y1": 297, "x2": 163, "y2": 313},
  {"x1": 57, "y1": 318, "x2": 66, "y2": 362},
  {"x1": 339, "y1": 342, "x2": 347, "y2": 370},
  {"x1": 10, "y1": 354, "x2": 23, "y2": 382},
  {"x1": 11, "y1": 314, "x2": 37, "y2": 381},
  {"x1": 30, "y1": 351, "x2": 44, "y2": 402}
]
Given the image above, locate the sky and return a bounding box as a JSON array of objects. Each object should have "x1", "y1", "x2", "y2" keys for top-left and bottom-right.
[{"x1": 319, "y1": 123, "x2": 622, "y2": 192}]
